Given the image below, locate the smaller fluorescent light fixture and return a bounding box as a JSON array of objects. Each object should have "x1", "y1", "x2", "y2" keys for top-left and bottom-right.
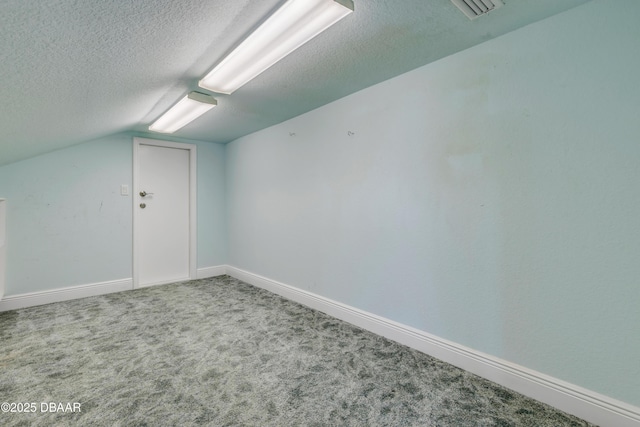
[
  {"x1": 199, "y1": 0, "x2": 354, "y2": 94},
  {"x1": 149, "y1": 91, "x2": 217, "y2": 134}
]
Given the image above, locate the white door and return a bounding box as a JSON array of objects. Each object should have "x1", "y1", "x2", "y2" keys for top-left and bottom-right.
[{"x1": 133, "y1": 138, "x2": 196, "y2": 288}]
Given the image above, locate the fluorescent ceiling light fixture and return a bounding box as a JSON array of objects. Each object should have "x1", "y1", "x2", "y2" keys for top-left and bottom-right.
[
  {"x1": 199, "y1": 0, "x2": 354, "y2": 94},
  {"x1": 149, "y1": 91, "x2": 217, "y2": 134}
]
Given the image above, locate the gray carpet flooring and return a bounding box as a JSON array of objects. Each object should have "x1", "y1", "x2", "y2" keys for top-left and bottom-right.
[{"x1": 0, "y1": 276, "x2": 594, "y2": 426}]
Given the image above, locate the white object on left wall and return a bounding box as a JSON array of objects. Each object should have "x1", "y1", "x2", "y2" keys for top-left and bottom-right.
[{"x1": 0, "y1": 199, "x2": 6, "y2": 301}]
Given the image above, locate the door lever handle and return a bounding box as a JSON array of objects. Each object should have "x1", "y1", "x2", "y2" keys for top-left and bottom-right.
[{"x1": 139, "y1": 191, "x2": 154, "y2": 197}]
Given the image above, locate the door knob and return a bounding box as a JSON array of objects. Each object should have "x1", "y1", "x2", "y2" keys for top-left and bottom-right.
[
  {"x1": 139, "y1": 191, "x2": 154, "y2": 197},
  {"x1": 140, "y1": 203, "x2": 146, "y2": 209}
]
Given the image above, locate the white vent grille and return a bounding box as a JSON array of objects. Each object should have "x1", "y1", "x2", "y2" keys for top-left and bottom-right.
[{"x1": 451, "y1": 0, "x2": 504, "y2": 20}]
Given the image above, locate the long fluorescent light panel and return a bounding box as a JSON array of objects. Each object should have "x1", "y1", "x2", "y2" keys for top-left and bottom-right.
[
  {"x1": 149, "y1": 92, "x2": 217, "y2": 134},
  {"x1": 199, "y1": 0, "x2": 354, "y2": 94}
]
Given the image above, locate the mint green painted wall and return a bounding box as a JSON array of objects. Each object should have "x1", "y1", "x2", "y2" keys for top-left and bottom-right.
[
  {"x1": 0, "y1": 134, "x2": 133, "y2": 293},
  {"x1": 226, "y1": 0, "x2": 640, "y2": 407},
  {"x1": 194, "y1": 138, "x2": 227, "y2": 267},
  {"x1": 0, "y1": 134, "x2": 227, "y2": 295}
]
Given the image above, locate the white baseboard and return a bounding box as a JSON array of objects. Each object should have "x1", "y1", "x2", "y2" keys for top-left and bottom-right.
[
  {"x1": 225, "y1": 265, "x2": 640, "y2": 427},
  {"x1": 0, "y1": 265, "x2": 227, "y2": 312},
  {"x1": 0, "y1": 278, "x2": 133, "y2": 312},
  {"x1": 196, "y1": 265, "x2": 227, "y2": 279}
]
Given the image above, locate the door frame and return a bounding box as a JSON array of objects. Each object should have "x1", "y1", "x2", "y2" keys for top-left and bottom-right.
[{"x1": 132, "y1": 137, "x2": 197, "y2": 288}]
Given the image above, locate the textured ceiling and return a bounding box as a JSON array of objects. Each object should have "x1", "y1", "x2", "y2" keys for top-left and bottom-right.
[{"x1": 0, "y1": 0, "x2": 588, "y2": 165}]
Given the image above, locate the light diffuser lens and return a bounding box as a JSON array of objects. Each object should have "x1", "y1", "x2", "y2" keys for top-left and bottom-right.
[
  {"x1": 199, "y1": 0, "x2": 353, "y2": 94},
  {"x1": 149, "y1": 92, "x2": 217, "y2": 134}
]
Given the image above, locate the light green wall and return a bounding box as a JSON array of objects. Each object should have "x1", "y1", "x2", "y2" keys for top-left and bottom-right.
[
  {"x1": 225, "y1": 0, "x2": 640, "y2": 407},
  {"x1": 0, "y1": 133, "x2": 227, "y2": 295},
  {"x1": 0, "y1": 0, "x2": 637, "y2": 410},
  {"x1": 195, "y1": 138, "x2": 228, "y2": 267}
]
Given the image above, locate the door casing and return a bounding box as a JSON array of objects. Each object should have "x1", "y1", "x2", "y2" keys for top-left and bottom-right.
[{"x1": 132, "y1": 137, "x2": 197, "y2": 288}]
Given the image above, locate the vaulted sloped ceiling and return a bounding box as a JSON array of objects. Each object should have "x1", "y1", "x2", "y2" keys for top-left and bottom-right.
[{"x1": 0, "y1": 0, "x2": 588, "y2": 166}]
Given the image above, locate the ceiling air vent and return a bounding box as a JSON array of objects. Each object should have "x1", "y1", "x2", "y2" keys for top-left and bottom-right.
[{"x1": 451, "y1": 0, "x2": 504, "y2": 20}]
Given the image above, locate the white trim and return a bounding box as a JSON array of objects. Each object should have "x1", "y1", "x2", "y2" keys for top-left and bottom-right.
[
  {"x1": 132, "y1": 137, "x2": 197, "y2": 289},
  {"x1": 197, "y1": 265, "x2": 227, "y2": 279},
  {"x1": 0, "y1": 278, "x2": 132, "y2": 312},
  {"x1": 0, "y1": 265, "x2": 226, "y2": 311},
  {"x1": 225, "y1": 265, "x2": 640, "y2": 427}
]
